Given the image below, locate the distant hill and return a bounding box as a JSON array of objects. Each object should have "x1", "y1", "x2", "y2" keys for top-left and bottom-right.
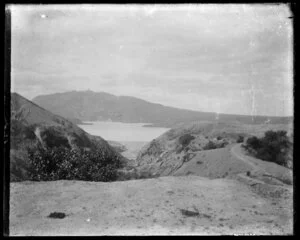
[
  {"x1": 32, "y1": 91, "x2": 292, "y2": 128},
  {"x1": 10, "y1": 92, "x2": 126, "y2": 181}
]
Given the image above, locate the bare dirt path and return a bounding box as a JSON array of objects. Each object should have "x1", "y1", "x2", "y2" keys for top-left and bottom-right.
[
  {"x1": 230, "y1": 144, "x2": 293, "y2": 185},
  {"x1": 231, "y1": 144, "x2": 266, "y2": 174}
]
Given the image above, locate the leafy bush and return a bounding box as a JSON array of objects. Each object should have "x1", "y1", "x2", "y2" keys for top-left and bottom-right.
[
  {"x1": 178, "y1": 134, "x2": 195, "y2": 146},
  {"x1": 246, "y1": 136, "x2": 261, "y2": 149},
  {"x1": 244, "y1": 131, "x2": 292, "y2": 168},
  {"x1": 203, "y1": 141, "x2": 218, "y2": 150},
  {"x1": 27, "y1": 144, "x2": 121, "y2": 182}
]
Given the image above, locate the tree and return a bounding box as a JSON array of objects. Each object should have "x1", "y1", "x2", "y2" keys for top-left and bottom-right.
[{"x1": 244, "y1": 130, "x2": 291, "y2": 168}]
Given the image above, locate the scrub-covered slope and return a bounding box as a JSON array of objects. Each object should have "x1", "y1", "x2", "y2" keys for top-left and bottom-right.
[
  {"x1": 136, "y1": 121, "x2": 292, "y2": 179},
  {"x1": 10, "y1": 93, "x2": 126, "y2": 181}
]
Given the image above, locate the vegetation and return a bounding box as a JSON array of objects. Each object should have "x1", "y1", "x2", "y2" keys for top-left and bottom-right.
[
  {"x1": 244, "y1": 130, "x2": 292, "y2": 168},
  {"x1": 203, "y1": 141, "x2": 218, "y2": 150},
  {"x1": 237, "y1": 135, "x2": 244, "y2": 143},
  {"x1": 41, "y1": 127, "x2": 70, "y2": 149},
  {"x1": 27, "y1": 144, "x2": 122, "y2": 182},
  {"x1": 183, "y1": 152, "x2": 196, "y2": 162},
  {"x1": 203, "y1": 139, "x2": 228, "y2": 150},
  {"x1": 10, "y1": 120, "x2": 36, "y2": 149},
  {"x1": 178, "y1": 134, "x2": 195, "y2": 146}
]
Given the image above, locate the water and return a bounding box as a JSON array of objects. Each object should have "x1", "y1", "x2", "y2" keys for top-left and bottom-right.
[{"x1": 78, "y1": 121, "x2": 170, "y2": 142}]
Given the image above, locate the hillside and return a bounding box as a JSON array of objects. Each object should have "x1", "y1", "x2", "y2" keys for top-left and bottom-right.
[
  {"x1": 136, "y1": 121, "x2": 293, "y2": 180},
  {"x1": 10, "y1": 93, "x2": 126, "y2": 181},
  {"x1": 32, "y1": 91, "x2": 292, "y2": 128}
]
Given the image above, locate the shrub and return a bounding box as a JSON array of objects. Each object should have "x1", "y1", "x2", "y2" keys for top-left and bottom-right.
[
  {"x1": 246, "y1": 136, "x2": 261, "y2": 149},
  {"x1": 27, "y1": 144, "x2": 121, "y2": 182},
  {"x1": 244, "y1": 131, "x2": 291, "y2": 168},
  {"x1": 41, "y1": 128, "x2": 70, "y2": 149},
  {"x1": 216, "y1": 141, "x2": 228, "y2": 148},
  {"x1": 182, "y1": 153, "x2": 193, "y2": 162},
  {"x1": 237, "y1": 135, "x2": 244, "y2": 143},
  {"x1": 203, "y1": 141, "x2": 217, "y2": 150},
  {"x1": 178, "y1": 134, "x2": 195, "y2": 147}
]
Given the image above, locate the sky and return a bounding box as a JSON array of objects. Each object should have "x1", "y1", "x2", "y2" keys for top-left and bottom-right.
[{"x1": 10, "y1": 4, "x2": 293, "y2": 117}]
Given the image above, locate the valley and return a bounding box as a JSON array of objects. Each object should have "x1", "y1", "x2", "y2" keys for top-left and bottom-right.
[
  {"x1": 9, "y1": 92, "x2": 293, "y2": 235},
  {"x1": 8, "y1": 4, "x2": 294, "y2": 236}
]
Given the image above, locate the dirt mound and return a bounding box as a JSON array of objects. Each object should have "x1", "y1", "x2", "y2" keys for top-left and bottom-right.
[{"x1": 10, "y1": 176, "x2": 293, "y2": 235}]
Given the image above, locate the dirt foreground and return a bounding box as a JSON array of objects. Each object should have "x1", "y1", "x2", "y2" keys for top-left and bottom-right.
[{"x1": 10, "y1": 175, "x2": 293, "y2": 236}]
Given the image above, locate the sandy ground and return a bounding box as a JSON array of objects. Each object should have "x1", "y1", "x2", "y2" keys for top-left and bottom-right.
[{"x1": 10, "y1": 175, "x2": 293, "y2": 236}]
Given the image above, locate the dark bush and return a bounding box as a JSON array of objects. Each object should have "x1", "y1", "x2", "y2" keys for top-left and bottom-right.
[
  {"x1": 237, "y1": 135, "x2": 244, "y2": 143},
  {"x1": 41, "y1": 128, "x2": 70, "y2": 149},
  {"x1": 217, "y1": 136, "x2": 222, "y2": 140},
  {"x1": 216, "y1": 141, "x2": 228, "y2": 148},
  {"x1": 203, "y1": 141, "x2": 218, "y2": 150},
  {"x1": 178, "y1": 134, "x2": 195, "y2": 147},
  {"x1": 71, "y1": 132, "x2": 93, "y2": 148},
  {"x1": 246, "y1": 136, "x2": 261, "y2": 149},
  {"x1": 244, "y1": 131, "x2": 291, "y2": 168},
  {"x1": 27, "y1": 144, "x2": 121, "y2": 182}
]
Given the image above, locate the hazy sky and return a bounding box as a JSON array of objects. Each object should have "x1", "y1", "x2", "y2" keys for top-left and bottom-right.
[{"x1": 10, "y1": 4, "x2": 293, "y2": 116}]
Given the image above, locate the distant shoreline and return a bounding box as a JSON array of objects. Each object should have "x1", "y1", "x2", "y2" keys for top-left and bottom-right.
[{"x1": 78, "y1": 122, "x2": 94, "y2": 125}]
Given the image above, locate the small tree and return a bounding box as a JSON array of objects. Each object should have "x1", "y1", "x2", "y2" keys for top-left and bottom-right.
[{"x1": 244, "y1": 130, "x2": 291, "y2": 168}]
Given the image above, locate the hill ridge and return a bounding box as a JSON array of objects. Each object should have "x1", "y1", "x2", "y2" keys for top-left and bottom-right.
[{"x1": 32, "y1": 91, "x2": 292, "y2": 127}]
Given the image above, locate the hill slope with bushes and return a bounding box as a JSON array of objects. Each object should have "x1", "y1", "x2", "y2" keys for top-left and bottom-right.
[
  {"x1": 136, "y1": 121, "x2": 292, "y2": 178},
  {"x1": 10, "y1": 93, "x2": 126, "y2": 182}
]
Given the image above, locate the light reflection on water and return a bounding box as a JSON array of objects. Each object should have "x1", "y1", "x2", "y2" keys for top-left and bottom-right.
[{"x1": 78, "y1": 121, "x2": 170, "y2": 142}]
